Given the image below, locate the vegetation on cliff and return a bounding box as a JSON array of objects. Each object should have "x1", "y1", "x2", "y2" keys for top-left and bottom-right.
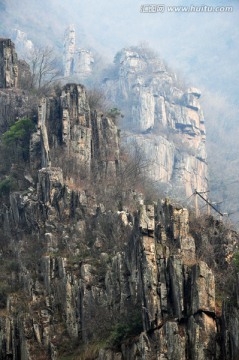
[{"x1": 0, "y1": 41, "x2": 238, "y2": 360}]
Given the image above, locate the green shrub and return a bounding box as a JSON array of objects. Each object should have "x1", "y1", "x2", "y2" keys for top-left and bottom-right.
[
  {"x1": 233, "y1": 252, "x2": 239, "y2": 272},
  {"x1": 0, "y1": 176, "x2": 17, "y2": 197},
  {"x1": 107, "y1": 311, "x2": 143, "y2": 349},
  {"x1": 2, "y1": 117, "x2": 35, "y2": 161},
  {"x1": 106, "y1": 107, "x2": 122, "y2": 123}
]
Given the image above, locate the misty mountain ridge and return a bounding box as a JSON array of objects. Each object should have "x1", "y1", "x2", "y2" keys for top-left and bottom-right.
[
  {"x1": 0, "y1": 19, "x2": 238, "y2": 224},
  {"x1": 1, "y1": 34, "x2": 239, "y2": 359}
]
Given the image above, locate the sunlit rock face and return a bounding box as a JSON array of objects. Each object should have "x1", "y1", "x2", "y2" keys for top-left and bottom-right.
[
  {"x1": 103, "y1": 47, "x2": 208, "y2": 199},
  {"x1": 63, "y1": 25, "x2": 94, "y2": 80},
  {"x1": 1, "y1": 189, "x2": 232, "y2": 360},
  {"x1": 30, "y1": 83, "x2": 120, "y2": 179},
  {"x1": 0, "y1": 38, "x2": 18, "y2": 88},
  {"x1": 63, "y1": 25, "x2": 76, "y2": 77},
  {"x1": 0, "y1": 37, "x2": 31, "y2": 91}
]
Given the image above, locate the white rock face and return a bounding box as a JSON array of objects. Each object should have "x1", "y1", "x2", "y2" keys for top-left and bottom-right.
[
  {"x1": 0, "y1": 39, "x2": 18, "y2": 88},
  {"x1": 104, "y1": 47, "x2": 208, "y2": 199},
  {"x1": 63, "y1": 25, "x2": 94, "y2": 80},
  {"x1": 74, "y1": 48, "x2": 94, "y2": 79},
  {"x1": 63, "y1": 25, "x2": 76, "y2": 77},
  {"x1": 11, "y1": 29, "x2": 34, "y2": 59}
]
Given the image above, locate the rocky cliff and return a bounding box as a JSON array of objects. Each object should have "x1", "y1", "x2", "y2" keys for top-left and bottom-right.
[
  {"x1": 0, "y1": 38, "x2": 19, "y2": 89},
  {"x1": 0, "y1": 167, "x2": 238, "y2": 359},
  {"x1": 0, "y1": 42, "x2": 239, "y2": 360},
  {"x1": 0, "y1": 80, "x2": 239, "y2": 360},
  {"x1": 0, "y1": 38, "x2": 34, "y2": 136},
  {"x1": 103, "y1": 47, "x2": 207, "y2": 199},
  {"x1": 63, "y1": 26, "x2": 94, "y2": 80},
  {"x1": 30, "y1": 83, "x2": 120, "y2": 181}
]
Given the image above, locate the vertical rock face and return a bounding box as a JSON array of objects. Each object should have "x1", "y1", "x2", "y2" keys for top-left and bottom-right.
[
  {"x1": 0, "y1": 42, "x2": 238, "y2": 359},
  {"x1": 0, "y1": 80, "x2": 238, "y2": 359},
  {"x1": 63, "y1": 25, "x2": 76, "y2": 77},
  {"x1": 60, "y1": 83, "x2": 92, "y2": 169},
  {"x1": 63, "y1": 26, "x2": 94, "y2": 80},
  {"x1": 17, "y1": 59, "x2": 31, "y2": 89},
  {"x1": 0, "y1": 38, "x2": 18, "y2": 88},
  {"x1": 103, "y1": 47, "x2": 207, "y2": 198},
  {"x1": 222, "y1": 274, "x2": 239, "y2": 360},
  {"x1": 74, "y1": 49, "x2": 94, "y2": 80},
  {"x1": 0, "y1": 37, "x2": 31, "y2": 92},
  {"x1": 1, "y1": 187, "x2": 225, "y2": 359},
  {"x1": 30, "y1": 83, "x2": 120, "y2": 179}
]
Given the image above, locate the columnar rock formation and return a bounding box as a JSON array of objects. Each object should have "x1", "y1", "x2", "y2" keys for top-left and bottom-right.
[
  {"x1": 0, "y1": 38, "x2": 18, "y2": 88},
  {"x1": 0, "y1": 171, "x2": 238, "y2": 359},
  {"x1": 63, "y1": 25, "x2": 76, "y2": 77},
  {"x1": 0, "y1": 38, "x2": 32, "y2": 131},
  {"x1": 104, "y1": 48, "x2": 207, "y2": 198},
  {"x1": 74, "y1": 48, "x2": 94, "y2": 79},
  {"x1": 1, "y1": 38, "x2": 31, "y2": 92},
  {"x1": 63, "y1": 26, "x2": 94, "y2": 80},
  {"x1": 30, "y1": 83, "x2": 120, "y2": 179},
  {"x1": 0, "y1": 42, "x2": 239, "y2": 360}
]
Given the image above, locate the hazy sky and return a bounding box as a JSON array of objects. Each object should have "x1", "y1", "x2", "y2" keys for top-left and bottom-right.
[{"x1": 0, "y1": 0, "x2": 238, "y2": 104}]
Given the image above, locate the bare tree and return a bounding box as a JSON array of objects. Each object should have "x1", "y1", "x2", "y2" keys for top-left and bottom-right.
[
  {"x1": 27, "y1": 46, "x2": 62, "y2": 90},
  {"x1": 87, "y1": 87, "x2": 110, "y2": 112}
]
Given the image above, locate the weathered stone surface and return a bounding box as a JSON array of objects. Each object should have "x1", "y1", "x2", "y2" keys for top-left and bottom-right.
[
  {"x1": 0, "y1": 38, "x2": 18, "y2": 88},
  {"x1": 91, "y1": 111, "x2": 120, "y2": 178},
  {"x1": 0, "y1": 177, "x2": 236, "y2": 360},
  {"x1": 104, "y1": 47, "x2": 207, "y2": 199},
  {"x1": 140, "y1": 234, "x2": 161, "y2": 330},
  {"x1": 30, "y1": 84, "x2": 120, "y2": 181},
  {"x1": 157, "y1": 321, "x2": 186, "y2": 360},
  {"x1": 97, "y1": 349, "x2": 123, "y2": 360},
  {"x1": 139, "y1": 204, "x2": 155, "y2": 236},
  {"x1": 105, "y1": 252, "x2": 131, "y2": 313},
  {"x1": 38, "y1": 98, "x2": 51, "y2": 168},
  {"x1": 38, "y1": 167, "x2": 63, "y2": 205},
  {"x1": 74, "y1": 48, "x2": 94, "y2": 79},
  {"x1": 156, "y1": 200, "x2": 196, "y2": 260},
  {"x1": 63, "y1": 25, "x2": 76, "y2": 77},
  {"x1": 121, "y1": 332, "x2": 153, "y2": 360},
  {"x1": 188, "y1": 312, "x2": 217, "y2": 360},
  {"x1": 183, "y1": 88, "x2": 201, "y2": 110},
  {"x1": 221, "y1": 274, "x2": 239, "y2": 360},
  {"x1": 63, "y1": 25, "x2": 94, "y2": 80},
  {"x1": 0, "y1": 44, "x2": 237, "y2": 359},
  {"x1": 190, "y1": 261, "x2": 215, "y2": 314},
  {"x1": 17, "y1": 59, "x2": 31, "y2": 89},
  {"x1": 168, "y1": 256, "x2": 184, "y2": 319}
]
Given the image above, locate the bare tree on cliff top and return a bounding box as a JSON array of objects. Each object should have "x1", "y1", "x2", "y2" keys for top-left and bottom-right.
[{"x1": 28, "y1": 46, "x2": 61, "y2": 91}]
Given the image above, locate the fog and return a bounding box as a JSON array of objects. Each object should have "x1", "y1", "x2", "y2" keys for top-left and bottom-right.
[
  {"x1": 0, "y1": 0, "x2": 239, "y2": 220},
  {"x1": 0, "y1": 0, "x2": 238, "y2": 103}
]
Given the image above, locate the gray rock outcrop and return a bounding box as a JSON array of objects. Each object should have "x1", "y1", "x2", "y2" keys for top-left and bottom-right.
[
  {"x1": 63, "y1": 25, "x2": 94, "y2": 80},
  {"x1": 0, "y1": 40, "x2": 238, "y2": 359},
  {"x1": 0, "y1": 38, "x2": 18, "y2": 88},
  {"x1": 0, "y1": 184, "x2": 228, "y2": 359},
  {"x1": 103, "y1": 47, "x2": 207, "y2": 199}
]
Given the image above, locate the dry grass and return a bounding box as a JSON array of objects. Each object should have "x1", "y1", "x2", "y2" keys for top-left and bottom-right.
[
  {"x1": 182, "y1": 256, "x2": 198, "y2": 267},
  {"x1": 59, "y1": 342, "x2": 103, "y2": 360},
  {"x1": 0, "y1": 308, "x2": 9, "y2": 317}
]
